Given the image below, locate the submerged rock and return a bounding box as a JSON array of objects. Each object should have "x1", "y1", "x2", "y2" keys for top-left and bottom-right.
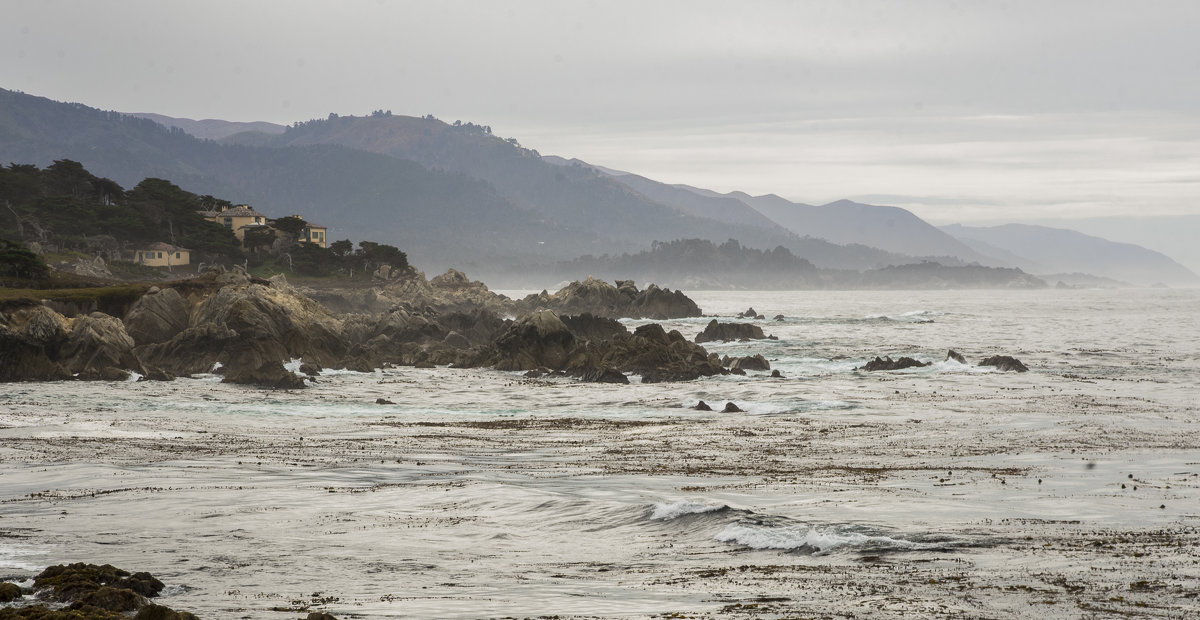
[
  {"x1": 0, "y1": 582, "x2": 21, "y2": 602},
  {"x1": 577, "y1": 367, "x2": 630, "y2": 384},
  {"x1": 979, "y1": 355, "x2": 1029, "y2": 372},
  {"x1": 856, "y1": 356, "x2": 931, "y2": 371}
]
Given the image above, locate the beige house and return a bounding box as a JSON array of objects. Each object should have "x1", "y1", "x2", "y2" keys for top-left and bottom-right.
[
  {"x1": 301, "y1": 222, "x2": 328, "y2": 248},
  {"x1": 205, "y1": 205, "x2": 269, "y2": 241},
  {"x1": 135, "y1": 242, "x2": 191, "y2": 268}
]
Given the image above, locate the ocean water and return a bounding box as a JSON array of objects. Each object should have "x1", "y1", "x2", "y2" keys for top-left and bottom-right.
[{"x1": 1, "y1": 288, "x2": 1198, "y2": 618}]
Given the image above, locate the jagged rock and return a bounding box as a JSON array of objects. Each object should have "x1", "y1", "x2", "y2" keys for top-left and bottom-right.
[
  {"x1": 486, "y1": 310, "x2": 576, "y2": 371},
  {"x1": 561, "y1": 313, "x2": 628, "y2": 343},
  {"x1": 58, "y1": 312, "x2": 142, "y2": 378},
  {"x1": 979, "y1": 355, "x2": 1029, "y2": 372},
  {"x1": 694, "y1": 400, "x2": 713, "y2": 411},
  {"x1": 135, "y1": 323, "x2": 239, "y2": 377},
  {"x1": 443, "y1": 330, "x2": 470, "y2": 349},
  {"x1": 728, "y1": 354, "x2": 770, "y2": 371},
  {"x1": 578, "y1": 366, "x2": 629, "y2": 384},
  {"x1": 729, "y1": 367, "x2": 746, "y2": 375},
  {"x1": 0, "y1": 582, "x2": 21, "y2": 602},
  {"x1": 430, "y1": 268, "x2": 483, "y2": 290},
  {"x1": 694, "y1": 319, "x2": 766, "y2": 343},
  {"x1": 856, "y1": 356, "x2": 930, "y2": 371},
  {"x1": 946, "y1": 350, "x2": 967, "y2": 364},
  {"x1": 0, "y1": 324, "x2": 71, "y2": 381},
  {"x1": 299, "y1": 362, "x2": 322, "y2": 377},
  {"x1": 773, "y1": 314, "x2": 785, "y2": 322},
  {"x1": 722, "y1": 402, "x2": 744, "y2": 413},
  {"x1": 123, "y1": 287, "x2": 189, "y2": 345},
  {"x1": 737, "y1": 307, "x2": 757, "y2": 318},
  {"x1": 34, "y1": 563, "x2": 164, "y2": 602},
  {"x1": 517, "y1": 277, "x2": 701, "y2": 320}
]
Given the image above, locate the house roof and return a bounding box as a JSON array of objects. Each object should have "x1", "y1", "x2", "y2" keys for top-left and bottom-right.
[
  {"x1": 305, "y1": 223, "x2": 328, "y2": 230},
  {"x1": 143, "y1": 242, "x2": 190, "y2": 252},
  {"x1": 197, "y1": 210, "x2": 221, "y2": 218}
]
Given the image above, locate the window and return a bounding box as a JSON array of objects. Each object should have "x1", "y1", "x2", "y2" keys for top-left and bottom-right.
[
  {"x1": 224, "y1": 217, "x2": 232, "y2": 227},
  {"x1": 175, "y1": 252, "x2": 181, "y2": 259}
]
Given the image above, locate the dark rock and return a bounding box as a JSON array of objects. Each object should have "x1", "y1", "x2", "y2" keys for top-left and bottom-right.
[
  {"x1": 76, "y1": 585, "x2": 145, "y2": 611},
  {"x1": 773, "y1": 314, "x2": 785, "y2": 321},
  {"x1": 413, "y1": 361, "x2": 437, "y2": 369},
  {"x1": 299, "y1": 362, "x2": 323, "y2": 377},
  {"x1": 376, "y1": 398, "x2": 395, "y2": 405},
  {"x1": 729, "y1": 367, "x2": 746, "y2": 375},
  {"x1": 34, "y1": 563, "x2": 164, "y2": 602},
  {"x1": 694, "y1": 400, "x2": 713, "y2": 411},
  {"x1": 856, "y1": 356, "x2": 931, "y2": 371},
  {"x1": 58, "y1": 312, "x2": 143, "y2": 378},
  {"x1": 729, "y1": 354, "x2": 770, "y2": 372},
  {"x1": 517, "y1": 277, "x2": 701, "y2": 320},
  {"x1": 771, "y1": 370, "x2": 783, "y2": 378},
  {"x1": 135, "y1": 604, "x2": 201, "y2": 620},
  {"x1": 487, "y1": 310, "x2": 576, "y2": 371},
  {"x1": 561, "y1": 313, "x2": 628, "y2": 343},
  {"x1": 578, "y1": 367, "x2": 629, "y2": 384},
  {"x1": 137, "y1": 366, "x2": 175, "y2": 382},
  {"x1": 523, "y1": 368, "x2": 549, "y2": 379},
  {"x1": 0, "y1": 582, "x2": 21, "y2": 602},
  {"x1": 304, "y1": 613, "x2": 339, "y2": 620},
  {"x1": 722, "y1": 402, "x2": 744, "y2": 413},
  {"x1": 694, "y1": 319, "x2": 765, "y2": 343},
  {"x1": 979, "y1": 355, "x2": 1029, "y2": 372},
  {"x1": 946, "y1": 350, "x2": 967, "y2": 364},
  {"x1": 0, "y1": 325, "x2": 72, "y2": 381},
  {"x1": 219, "y1": 339, "x2": 306, "y2": 389},
  {"x1": 737, "y1": 307, "x2": 756, "y2": 318}
]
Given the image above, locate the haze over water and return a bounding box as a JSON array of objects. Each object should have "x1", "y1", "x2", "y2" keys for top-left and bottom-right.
[{"x1": 2, "y1": 288, "x2": 1198, "y2": 618}]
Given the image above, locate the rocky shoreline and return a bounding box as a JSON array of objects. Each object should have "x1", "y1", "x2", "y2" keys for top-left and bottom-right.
[{"x1": 0, "y1": 269, "x2": 789, "y2": 388}]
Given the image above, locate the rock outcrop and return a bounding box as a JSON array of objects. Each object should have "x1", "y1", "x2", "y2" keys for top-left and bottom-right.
[
  {"x1": 122, "y1": 287, "x2": 189, "y2": 345},
  {"x1": 979, "y1": 355, "x2": 1029, "y2": 372},
  {"x1": 694, "y1": 319, "x2": 766, "y2": 343},
  {"x1": 856, "y1": 356, "x2": 931, "y2": 371},
  {"x1": 15, "y1": 562, "x2": 198, "y2": 620},
  {"x1": 518, "y1": 277, "x2": 702, "y2": 319},
  {"x1": 727, "y1": 354, "x2": 771, "y2": 371}
]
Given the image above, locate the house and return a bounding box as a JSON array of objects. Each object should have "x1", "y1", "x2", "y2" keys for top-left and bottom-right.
[
  {"x1": 204, "y1": 205, "x2": 269, "y2": 241},
  {"x1": 300, "y1": 222, "x2": 328, "y2": 248},
  {"x1": 135, "y1": 242, "x2": 191, "y2": 268}
]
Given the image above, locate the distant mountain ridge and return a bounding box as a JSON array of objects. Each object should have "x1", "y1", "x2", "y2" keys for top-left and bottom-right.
[
  {"x1": 128, "y1": 113, "x2": 286, "y2": 140},
  {"x1": 941, "y1": 223, "x2": 1198, "y2": 286}
]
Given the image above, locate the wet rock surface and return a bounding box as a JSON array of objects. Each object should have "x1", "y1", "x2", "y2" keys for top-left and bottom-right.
[
  {"x1": 979, "y1": 354, "x2": 1030, "y2": 372},
  {"x1": 694, "y1": 319, "x2": 766, "y2": 343},
  {"x1": 857, "y1": 356, "x2": 932, "y2": 371},
  {"x1": 0, "y1": 563, "x2": 197, "y2": 619}
]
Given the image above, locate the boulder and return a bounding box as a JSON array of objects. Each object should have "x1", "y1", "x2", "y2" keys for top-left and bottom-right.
[
  {"x1": 135, "y1": 604, "x2": 201, "y2": 620},
  {"x1": 728, "y1": 354, "x2": 770, "y2": 372},
  {"x1": 770, "y1": 369, "x2": 783, "y2": 378},
  {"x1": 979, "y1": 355, "x2": 1029, "y2": 372},
  {"x1": 561, "y1": 313, "x2": 628, "y2": 343},
  {"x1": 443, "y1": 330, "x2": 471, "y2": 349},
  {"x1": 694, "y1": 319, "x2": 766, "y2": 343},
  {"x1": 722, "y1": 402, "x2": 744, "y2": 413},
  {"x1": 856, "y1": 356, "x2": 930, "y2": 371},
  {"x1": 0, "y1": 582, "x2": 21, "y2": 602},
  {"x1": 946, "y1": 349, "x2": 967, "y2": 364},
  {"x1": 123, "y1": 287, "x2": 189, "y2": 345},
  {"x1": 0, "y1": 325, "x2": 71, "y2": 381},
  {"x1": 694, "y1": 400, "x2": 713, "y2": 411}
]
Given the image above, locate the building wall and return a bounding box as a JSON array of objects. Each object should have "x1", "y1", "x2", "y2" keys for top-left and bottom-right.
[
  {"x1": 303, "y1": 227, "x2": 328, "y2": 248},
  {"x1": 136, "y1": 249, "x2": 190, "y2": 267},
  {"x1": 211, "y1": 214, "x2": 265, "y2": 240}
]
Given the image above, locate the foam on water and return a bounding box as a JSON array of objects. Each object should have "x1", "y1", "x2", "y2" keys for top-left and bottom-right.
[
  {"x1": 649, "y1": 501, "x2": 727, "y2": 520},
  {"x1": 0, "y1": 542, "x2": 49, "y2": 572},
  {"x1": 715, "y1": 521, "x2": 942, "y2": 555}
]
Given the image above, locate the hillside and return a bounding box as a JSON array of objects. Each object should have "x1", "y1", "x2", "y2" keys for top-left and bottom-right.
[
  {"x1": 222, "y1": 113, "x2": 813, "y2": 255},
  {"x1": 941, "y1": 223, "x2": 1199, "y2": 287},
  {"x1": 128, "y1": 113, "x2": 286, "y2": 140},
  {"x1": 0, "y1": 88, "x2": 594, "y2": 268}
]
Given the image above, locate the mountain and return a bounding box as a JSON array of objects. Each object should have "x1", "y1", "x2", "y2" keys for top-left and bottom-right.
[
  {"x1": 941, "y1": 223, "x2": 1199, "y2": 286},
  {"x1": 127, "y1": 113, "x2": 286, "y2": 141},
  {"x1": 222, "y1": 113, "x2": 809, "y2": 256},
  {"x1": 0, "y1": 88, "x2": 592, "y2": 268},
  {"x1": 717, "y1": 192, "x2": 996, "y2": 264}
]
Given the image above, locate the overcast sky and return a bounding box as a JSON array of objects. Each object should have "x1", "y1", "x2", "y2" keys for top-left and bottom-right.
[{"x1": 4, "y1": 0, "x2": 1199, "y2": 231}]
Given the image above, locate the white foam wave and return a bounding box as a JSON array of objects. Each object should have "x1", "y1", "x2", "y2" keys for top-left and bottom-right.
[
  {"x1": 715, "y1": 522, "x2": 935, "y2": 555},
  {"x1": 0, "y1": 542, "x2": 48, "y2": 571},
  {"x1": 650, "y1": 501, "x2": 726, "y2": 520}
]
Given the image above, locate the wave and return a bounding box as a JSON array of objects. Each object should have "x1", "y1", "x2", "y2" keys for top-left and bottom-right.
[
  {"x1": 715, "y1": 521, "x2": 950, "y2": 555},
  {"x1": 861, "y1": 309, "x2": 945, "y2": 323},
  {"x1": 649, "y1": 500, "x2": 728, "y2": 521}
]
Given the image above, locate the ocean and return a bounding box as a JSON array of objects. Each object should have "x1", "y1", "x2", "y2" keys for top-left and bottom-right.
[{"x1": 2, "y1": 288, "x2": 1198, "y2": 618}]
